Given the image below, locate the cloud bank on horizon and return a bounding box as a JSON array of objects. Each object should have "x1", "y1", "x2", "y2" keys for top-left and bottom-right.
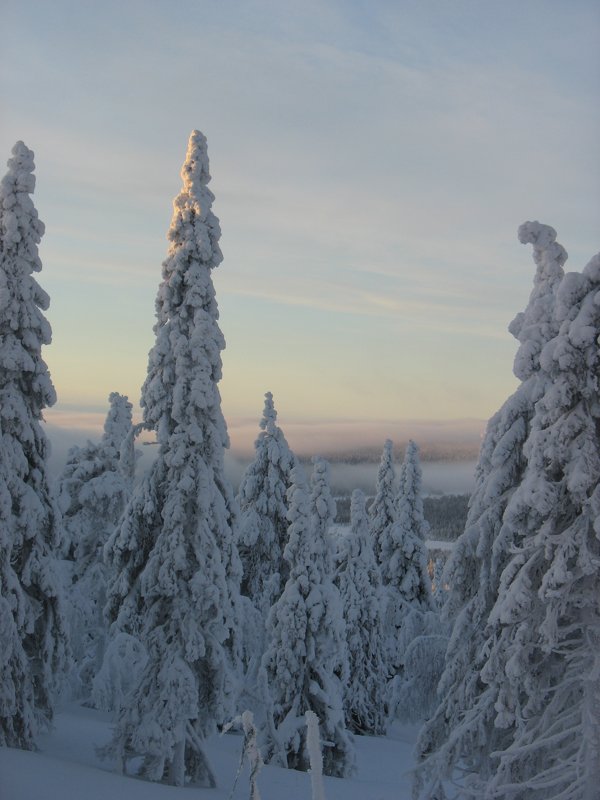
[
  {"x1": 2, "y1": 0, "x2": 598, "y2": 435},
  {"x1": 45, "y1": 407, "x2": 484, "y2": 461}
]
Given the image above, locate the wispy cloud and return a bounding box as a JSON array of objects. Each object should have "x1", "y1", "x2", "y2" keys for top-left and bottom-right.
[
  {"x1": 226, "y1": 415, "x2": 485, "y2": 459},
  {"x1": 2, "y1": 1, "x2": 597, "y2": 427}
]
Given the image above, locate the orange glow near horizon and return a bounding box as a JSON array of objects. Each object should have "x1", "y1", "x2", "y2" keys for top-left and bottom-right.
[{"x1": 45, "y1": 404, "x2": 485, "y2": 461}]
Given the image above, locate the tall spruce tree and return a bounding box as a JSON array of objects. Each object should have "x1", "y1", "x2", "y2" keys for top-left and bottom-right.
[
  {"x1": 237, "y1": 391, "x2": 296, "y2": 614},
  {"x1": 259, "y1": 460, "x2": 354, "y2": 777},
  {"x1": 337, "y1": 489, "x2": 387, "y2": 735},
  {"x1": 414, "y1": 222, "x2": 568, "y2": 798},
  {"x1": 102, "y1": 131, "x2": 241, "y2": 787},
  {"x1": 369, "y1": 439, "x2": 397, "y2": 564},
  {"x1": 480, "y1": 253, "x2": 600, "y2": 800},
  {"x1": 0, "y1": 142, "x2": 69, "y2": 748}
]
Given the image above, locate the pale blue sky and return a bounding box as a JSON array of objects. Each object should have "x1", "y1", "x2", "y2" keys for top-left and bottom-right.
[{"x1": 1, "y1": 0, "x2": 599, "y2": 454}]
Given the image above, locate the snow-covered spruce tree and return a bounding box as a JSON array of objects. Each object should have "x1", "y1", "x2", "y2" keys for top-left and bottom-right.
[
  {"x1": 101, "y1": 391, "x2": 136, "y2": 465},
  {"x1": 58, "y1": 392, "x2": 134, "y2": 699},
  {"x1": 236, "y1": 392, "x2": 297, "y2": 715},
  {"x1": 337, "y1": 489, "x2": 387, "y2": 735},
  {"x1": 414, "y1": 222, "x2": 568, "y2": 799},
  {"x1": 259, "y1": 460, "x2": 355, "y2": 777},
  {"x1": 0, "y1": 141, "x2": 69, "y2": 748},
  {"x1": 102, "y1": 131, "x2": 242, "y2": 787},
  {"x1": 479, "y1": 253, "x2": 600, "y2": 800},
  {"x1": 397, "y1": 440, "x2": 430, "y2": 546},
  {"x1": 369, "y1": 438, "x2": 397, "y2": 564},
  {"x1": 380, "y1": 440, "x2": 432, "y2": 674},
  {"x1": 237, "y1": 391, "x2": 297, "y2": 615},
  {"x1": 381, "y1": 439, "x2": 438, "y2": 723}
]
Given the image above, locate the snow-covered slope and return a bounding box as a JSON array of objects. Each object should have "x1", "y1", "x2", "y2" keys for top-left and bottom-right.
[{"x1": 0, "y1": 704, "x2": 417, "y2": 799}]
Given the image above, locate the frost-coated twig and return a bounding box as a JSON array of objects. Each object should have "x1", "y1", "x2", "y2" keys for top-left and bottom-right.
[
  {"x1": 224, "y1": 711, "x2": 263, "y2": 800},
  {"x1": 241, "y1": 711, "x2": 263, "y2": 800},
  {"x1": 305, "y1": 710, "x2": 326, "y2": 800}
]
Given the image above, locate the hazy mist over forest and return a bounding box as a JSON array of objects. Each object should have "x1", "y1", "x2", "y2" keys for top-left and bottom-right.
[{"x1": 45, "y1": 414, "x2": 480, "y2": 496}]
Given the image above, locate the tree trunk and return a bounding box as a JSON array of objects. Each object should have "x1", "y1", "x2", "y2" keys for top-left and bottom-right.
[
  {"x1": 169, "y1": 719, "x2": 186, "y2": 786},
  {"x1": 583, "y1": 627, "x2": 600, "y2": 800}
]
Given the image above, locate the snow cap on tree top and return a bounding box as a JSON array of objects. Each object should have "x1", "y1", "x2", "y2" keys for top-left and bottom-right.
[
  {"x1": 405, "y1": 439, "x2": 420, "y2": 467},
  {"x1": 509, "y1": 221, "x2": 567, "y2": 380},
  {"x1": 102, "y1": 392, "x2": 133, "y2": 451},
  {"x1": 310, "y1": 455, "x2": 336, "y2": 524},
  {"x1": 2, "y1": 141, "x2": 36, "y2": 197},
  {"x1": 174, "y1": 130, "x2": 211, "y2": 211},
  {"x1": 1, "y1": 141, "x2": 44, "y2": 257},
  {"x1": 182, "y1": 129, "x2": 210, "y2": 185},
  {"x1": 260, "y1": 391, "x2": 277, "y2": 435},
  {"x1": 517, "y1": 221, "x2": 567, "y2": 270},
  {"x1": 166, "y1": 129, "x2": 222, "y2": 271}
]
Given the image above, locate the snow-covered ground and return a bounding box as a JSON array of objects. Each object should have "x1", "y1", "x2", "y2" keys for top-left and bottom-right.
[{"x1": 0, "y1": 704, "x2": 418, "y2": 800}]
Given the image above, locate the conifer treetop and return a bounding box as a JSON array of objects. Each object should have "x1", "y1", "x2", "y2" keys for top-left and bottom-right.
[
  {"x1": 260, "y1": 391, "x2": 277, "y2": 436},
  {"x1": 308, "y1": 456, "x2": 336, "y2": 573},
  {"x1": 510, "y1": 221, "x2": 567, "y2": 381},
  {"x1": 379, "y1": 439, "x2": 431, "y2": 613},
  {"x1": 2, "y1": 141, "x2": 39, "y2": 217},
  {"x1": 397, "y1": 440, "x2": 429, "y2": 541},
  {"x1": 369, "y1": 439, "x2": 397, "y2": 558},
  {"x1": 517, "y1": 221, "x2": 567, "y2": 270},
  {"x1": 1, "y1": 142, "x2": 43, "y2": 258},
  {"x1": 102, "y1": 392, "x2": 133, "y2": 452},
  {"x1": 0, "y1": 140, "x2": 55, "y2": 411},
  {"x1": 141, "y1": 129, "x2": 227, "y2": 445},
  {"x1": 375, "y1": 439, "x2": 395, "y2": 497},
  {"x1": 310, "y1": 456, "x2": 336, "y2": 531},
  {"x1": 237, "y1": 390, "x2": 296, "y2": 610},
  {"x1": 168, "y1": 130, "x2": 222, "y2": 266}
]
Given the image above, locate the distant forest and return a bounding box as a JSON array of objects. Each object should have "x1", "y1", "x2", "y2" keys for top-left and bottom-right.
[{"x1": 335, "y1": 493, "x2": 469, "y2": 540}]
